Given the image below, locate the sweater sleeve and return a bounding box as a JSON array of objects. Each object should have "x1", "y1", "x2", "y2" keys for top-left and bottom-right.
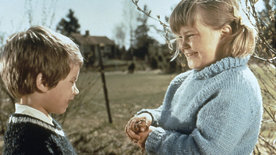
[
  {"x1": 137, "y1": 71, "x2": 193, "y2": 126},
  {"x1": 145, "y1": 85, "x2": 262, "y2": 154}
]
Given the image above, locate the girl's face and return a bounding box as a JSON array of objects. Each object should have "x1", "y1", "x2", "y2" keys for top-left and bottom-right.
[{"x1": 176, "y1": 15, "x2": 223, "y2": 70}]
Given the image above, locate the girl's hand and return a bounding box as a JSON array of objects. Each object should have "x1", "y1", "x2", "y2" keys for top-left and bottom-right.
[
  {"x1": 125, "y1": 117, "x2": 141, "y2": 143},
  {"x1": 125, "y1": 113, "x2": 152, "y2": 143},
  {"x1": 137, "y1": 126, "x2": 156, "y2": 150}
]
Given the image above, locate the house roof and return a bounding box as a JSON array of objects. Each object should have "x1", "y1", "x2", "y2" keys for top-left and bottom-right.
[{"x1": 72, "y1": 33, "x2": 114, "y2": 46}]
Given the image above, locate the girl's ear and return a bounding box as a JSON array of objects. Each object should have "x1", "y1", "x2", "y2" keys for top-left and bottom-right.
[
  {"x1": 36, "y1": 73, "x2": 48, "y2": 92},
  {"x1": 221, "y1": 24, "x2": 232, "y2": 37}
]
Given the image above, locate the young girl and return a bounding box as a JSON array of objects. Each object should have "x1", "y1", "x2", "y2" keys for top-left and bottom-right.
[{"x1": 125, "y1": 0, "x2": 263, "y2": 154}]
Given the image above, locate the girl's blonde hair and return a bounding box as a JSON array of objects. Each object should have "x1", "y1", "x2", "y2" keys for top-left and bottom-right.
[
  {"x1": 0, "y1": 26, "x2": 83, "y2": 99},
  {"x1": 169, "y1": 0, "x2": 256, "y2": 58}
]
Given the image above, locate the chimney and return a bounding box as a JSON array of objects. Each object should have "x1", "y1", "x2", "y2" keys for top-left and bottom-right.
[{"x1": 85, "y1": 30, "x2": 90, "y2": 37}]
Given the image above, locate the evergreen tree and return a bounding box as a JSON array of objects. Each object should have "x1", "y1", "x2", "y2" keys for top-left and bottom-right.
[{"x1": 56, "y1": 9, "x2": 80, "y2": 36}]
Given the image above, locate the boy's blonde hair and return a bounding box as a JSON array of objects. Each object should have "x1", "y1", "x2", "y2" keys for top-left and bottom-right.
[
  {"x1": 170, "y1": 0, "x2": 256, "y2": 58},
  {"x1": 0, "y1": 26, "x2": 83, "y2": 99}
]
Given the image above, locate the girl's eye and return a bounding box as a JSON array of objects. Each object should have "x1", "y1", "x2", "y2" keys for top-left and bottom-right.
[
  {"x1": 186, "y1": 34, "x2": 195, "y2": 38},
  {"x1": 176, "y1": 36, "x2": 183, "y2": 42}
]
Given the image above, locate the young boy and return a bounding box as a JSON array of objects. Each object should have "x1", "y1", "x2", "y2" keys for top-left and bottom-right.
[{"x1": 0, "y1": 26, "x2": 83, "y2": 154}]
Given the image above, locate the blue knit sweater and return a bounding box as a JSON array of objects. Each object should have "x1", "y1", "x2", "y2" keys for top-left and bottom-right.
[{"x1": 139, "y1": 56, "x2": 263, "y2": 155}]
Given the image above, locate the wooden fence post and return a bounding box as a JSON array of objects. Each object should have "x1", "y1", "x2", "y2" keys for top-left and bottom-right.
[{"x1": 98, "y1": 43, "x2": 112, "y2": 123}]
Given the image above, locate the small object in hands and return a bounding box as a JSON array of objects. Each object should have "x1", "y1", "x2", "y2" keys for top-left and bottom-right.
[{"x1": 133, "y1": 118, "x2": 149, "y2": 134}]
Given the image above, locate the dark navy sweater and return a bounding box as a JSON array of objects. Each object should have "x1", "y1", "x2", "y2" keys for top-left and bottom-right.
[{"x1": 3, "y1": 114, "x2": 76, "y2": 155}]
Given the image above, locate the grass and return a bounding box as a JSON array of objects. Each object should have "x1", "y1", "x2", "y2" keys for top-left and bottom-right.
[{"x1": 61, "y1": 70, "x2": 174, "y2": 154}]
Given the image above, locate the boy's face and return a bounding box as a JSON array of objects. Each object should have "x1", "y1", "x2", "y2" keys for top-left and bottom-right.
[
  {"x1": 176, "y1": 15, "x2": 222, "y2": 70},
  {"x1": 43, "y1": 64, "x2": 80, "y2": 114}
]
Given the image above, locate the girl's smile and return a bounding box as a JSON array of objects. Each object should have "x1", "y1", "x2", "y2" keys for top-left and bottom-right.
[
  {"x1": 184, "y1": 50, "x2": 198, "y2": 57},
  {"x1": 177, "y1": 14, "x2": 223, "y2": 70}
]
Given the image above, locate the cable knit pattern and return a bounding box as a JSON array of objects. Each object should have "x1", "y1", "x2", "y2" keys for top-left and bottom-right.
[
  {"x1": 139, "y1": 56, "x2": 263, "y2": 155},
  {"x1": 3, "y1": 114, "x2": 76, "y2": 155}
]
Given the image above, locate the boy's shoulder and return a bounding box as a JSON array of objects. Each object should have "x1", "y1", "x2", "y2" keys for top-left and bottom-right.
[
  {"x1": 4, "y1": 115, "x2": 52, "y2": 154},
  {"x1": 5, "y1": 114, "x2": 66, "y2": 140},
  {"x1": 5, "y1": 114, "x2": 59, "y2": 143},
  {"x1": 3, "y1": 114, "x2": 72, "y2": 154}
]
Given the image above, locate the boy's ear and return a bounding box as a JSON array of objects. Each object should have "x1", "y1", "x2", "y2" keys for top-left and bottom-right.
[
  {"x1": 221, "y1": 24, "x2": 232, "y2": 36},
  {"x1": 36, "y1": 73, "x2": 48, "y2": 92}
]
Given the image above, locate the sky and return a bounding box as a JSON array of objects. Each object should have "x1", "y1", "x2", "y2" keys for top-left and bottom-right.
[
  {"x1": 0, "y1": 0, "x2": 265, "y2": 48},
  {"x1": 0, "y1": 0, "x2": 180, "y2": 47}
]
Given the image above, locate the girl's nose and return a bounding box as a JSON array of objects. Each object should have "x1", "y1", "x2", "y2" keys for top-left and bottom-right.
[
  {"x1": 179, "y1": 39, "x2": 190, "y2": 51},
  {"x1": 181, "y1": 39, "x2": 190, "y2": 49}
]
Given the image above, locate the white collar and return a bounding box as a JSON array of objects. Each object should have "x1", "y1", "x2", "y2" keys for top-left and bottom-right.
[{"x1": 15, "y1": 103, "x2": 54, "y2": 126}]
